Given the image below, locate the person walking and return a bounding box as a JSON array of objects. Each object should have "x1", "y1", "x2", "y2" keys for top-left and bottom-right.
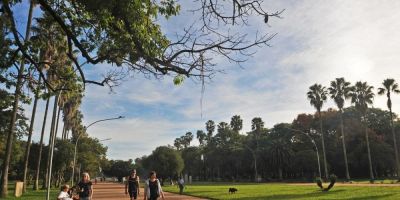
[
  {"x1": 178, "y1": 177, "x2": 185, "y2": 195},
  {"x1": 125, "y1": 169, "x2": 140, "y2": 199},
  {"x1": 143, "y1": 171, "x2": 165, "y2": 200},
  {"x1": 78, "y1": 172, "x2": 93, "y2": 200}
]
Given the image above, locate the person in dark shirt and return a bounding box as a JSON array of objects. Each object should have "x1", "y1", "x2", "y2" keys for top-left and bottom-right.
[
  {"x1": 125, "y1": 169, "x2": 140, "y2": 199},
  {"x1": 143, "y1": 171, "x2": 165, "y2": 200},
  {"x1": 77, "y1": 172, "x2": 93, "y2": 200}
]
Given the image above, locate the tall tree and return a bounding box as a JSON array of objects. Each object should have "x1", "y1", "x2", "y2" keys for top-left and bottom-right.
[
  {"x1": 33, "y1": 96, "x2": 50, "y2": 190},
  {"x1": 205, "y1": 120, "x2": 215, "y2": 143},
  {"x1": 196, "y1": 130, "x2": 207, "y2": 146},
  {"x1": 0, "y1": 1, "x2": 34, "y2": 197},
  {"x1": 230, "y1": 115, "x2": 243, "y2": 133},
  {"x1": 328, "y1": 78, "x2": 352, "y2": 181},
  {"x1": 174, "y1": 138, "x2": 183, "y2": 150},
  {"x1": 22, "y1": 76, "x2": 42, "y2": 193},
  {"x1": 351, "y1": 81, "x2": 375, "y2": 181},
  {"x1": 182, "y1": 132, "x2": 193, "y2": 148},
  {"x1": 377, "y1": 78, "x2": 400, "y2": 178},
  {"x1": 307, "y1": 83, "x2": 329, "y2": 179},
  {"x1": 251, "y1": 117, "x2": 264, "y2": 132}
]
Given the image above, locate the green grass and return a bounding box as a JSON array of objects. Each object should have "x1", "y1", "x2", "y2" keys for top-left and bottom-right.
[
  {"x1": 3, "y1": 182, "x2": 59, "y2": 200},
  {"x1": 163, "y1": 183, "x2": 400, "y2": 200}
]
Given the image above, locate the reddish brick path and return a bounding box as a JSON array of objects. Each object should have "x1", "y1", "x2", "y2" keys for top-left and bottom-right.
[{"x1": 92, "y1": 182, "x2": 207, "y2": 200}]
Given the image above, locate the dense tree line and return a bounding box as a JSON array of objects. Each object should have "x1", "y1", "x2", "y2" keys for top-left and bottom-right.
[
  {"x1": 168, "y1": 108, "x2": 400, "y2": 182},
  {"x1": 138, "y1": 78, "x2": 400, "y2": 183}
]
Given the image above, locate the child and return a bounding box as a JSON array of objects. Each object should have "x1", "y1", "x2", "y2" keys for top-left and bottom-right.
[{"x1": 57, "y1": 185, "x2": 73, "y2": 200}]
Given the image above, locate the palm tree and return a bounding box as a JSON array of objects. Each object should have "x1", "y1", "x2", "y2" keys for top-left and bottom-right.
[
  {"x1": 205, "y1": 120, "x2": 215, "y2": 143},
  {"x1": 196, "y1": 130, "x2": 207, "y2": 146},
  {"x1": 0, "y1": 1, "x2": 35, "y2": 197},
  {"x1": 350, "y1": 81, "x2": 375, "y2": 181},
  {"x1": 32, "y1": 13, "x2": 71, "y2": 189},
  {"x1": 230, "y1": 115, "x2": 243, "y2": 133},
  {"x1": 251, "y1": 117, "x2": 264, "y2": 132},
  {"x1": 307, "y1": 83, "x2": 329, "y2": 179},
  {"x1": 251, "y1": 117, "x2": 265, "y2": 148},
  {"x1": 34, "y1": 95, "x2": 50, "y2": 190},
  {"x1": 328, "y1": 78, "x2": 352, "y2": 181},
  {"x1": 378, "y1": 78, "x2": 400, "y2": 178},
  {"x1": 22, "y1": 76, "x2": 42, "y2": 193}
]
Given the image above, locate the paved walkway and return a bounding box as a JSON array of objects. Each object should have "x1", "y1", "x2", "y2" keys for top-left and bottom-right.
[{"x1": 92, "y1": 182, "x2": 207, "y2": 200}]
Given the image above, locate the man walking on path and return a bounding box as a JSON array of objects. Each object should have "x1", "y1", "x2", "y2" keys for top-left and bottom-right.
[
  {"x1": 125, "y1": 169, "x2": 140, "y2": 200},
  {"x1": 178, "y1": 177, "x2": 185, "y2": 195}
]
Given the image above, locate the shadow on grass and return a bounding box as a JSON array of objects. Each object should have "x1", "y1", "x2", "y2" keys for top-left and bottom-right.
[
  {"x1": 213, "y1": 192, "x2": 395, "y2": 200},
  {"x1": 178, "y1": 189, "x2": 396, "y2": 200}
]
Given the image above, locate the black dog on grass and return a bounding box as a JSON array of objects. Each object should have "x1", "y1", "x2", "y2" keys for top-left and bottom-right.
[{"x1": 228, "y1": 187, "x2": 238, "y2": 194}]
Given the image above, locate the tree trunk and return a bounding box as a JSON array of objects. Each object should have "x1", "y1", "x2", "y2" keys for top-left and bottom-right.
[
  {"x1": 0, "y1": 2, "x2": 34, "y2": 197},
  {"x1": 0, "y1": 59, "x2": 24, "y2": 198},
  {"x1": 278, "y1": 167, "x2": 283, "y2": 181},
  {"x1": 389, "y1": 107, "x2": 400, "y2": 178},
  {"x1": 253, "y1": 153, "x2": 258, "y2": 182},
  {"x1": 34, "y1": 97, "x2": 50, "y2": 190},
  {"x1": 340, "y1": 111, "x2": 350, "y2": 181},
  {"x1": 364, "y1": 119, "x2": 375, "y2": 181},
  {"x1": 55, "y1": 105, "x2": 61, "y2": 139},
  {"x1": 319, "y1": 111, "x2": 329, "y2": 179},
  {"x1": 43, "y1": 95, "x2": 58, "y2": 189},
  {"x1": 46, "y1": 93, "x2": 60, "y2": 200},
  {"x1": 61, "y1": 124, "x2": 66, "y2": 140},
  {"x1": 22, "y1": 77, "x2": 41, "y2": 193}
]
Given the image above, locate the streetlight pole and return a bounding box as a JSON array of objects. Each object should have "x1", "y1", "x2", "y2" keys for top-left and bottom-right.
[
  {"x1": 71, "y1": 116, "x2": 124, "y2": 186},
  {"x1": 285, "y1": 127, "x2": 322, "y2": 179}
]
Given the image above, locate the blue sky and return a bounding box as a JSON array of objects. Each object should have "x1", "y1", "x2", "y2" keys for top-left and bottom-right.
[{"x1": 16, "y1": 0, "x2": 400, "y2": 160}]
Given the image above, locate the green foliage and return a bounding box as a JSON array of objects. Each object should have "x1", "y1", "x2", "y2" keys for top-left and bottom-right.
[
  {"x1": 181, "y1": 147, "x2": 202, "y2": 176},
  {"x1": 142, "y1": 146, "x2": 184, "y2": 179},
  {"x1": 173, "y1": 74, "x2": 185, "y2": 85},
  {"x1": 77, "y1": 136, "x2": 108, "y2": 176},
  {"x1": 55, "y1": 0, "x2": 178, "y2": 66},
  {"x1": 307, "y1": 84, "x2": 328, "y2": 112},
  {"x1": 0, "y1": 89, "x2": 29, "y2": 139},
  {"x1": 52, "y1": 139, "x2": 74, "y2": 174},
  {"x1": 146, "y1": 107, "x2": 400, "y2": 182},
  {"x1": 102, "y1": 159, "x2": 135, "y2": 181}
]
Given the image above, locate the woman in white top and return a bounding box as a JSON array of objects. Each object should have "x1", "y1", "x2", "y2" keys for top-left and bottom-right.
[{"x1": 143, "y1": 171, "x2": 165, "y2": 200}]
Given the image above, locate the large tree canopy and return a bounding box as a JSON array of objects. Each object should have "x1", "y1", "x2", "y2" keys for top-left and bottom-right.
[{"x1": 1, "y1": 0, "x2": 283, "y2": 89}]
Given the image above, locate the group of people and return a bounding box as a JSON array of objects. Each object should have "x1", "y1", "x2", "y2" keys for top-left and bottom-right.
[
  {"x1": 57, "y1": 172, "x2": 92, "y2": 200},
  {"x1": 57, "y1": 170, "x2": 166, "y2": 200},
  {"x1": 125, "y1": 170, "x2": 165, "y2": 200}
]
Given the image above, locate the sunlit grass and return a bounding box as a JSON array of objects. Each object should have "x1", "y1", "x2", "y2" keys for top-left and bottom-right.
[
  {"x1": 163, "y1": 182, "x2": 400, "y2": 200},
  {"x1": 5, "y1": 182, "x2": 59, "y2": 200}
]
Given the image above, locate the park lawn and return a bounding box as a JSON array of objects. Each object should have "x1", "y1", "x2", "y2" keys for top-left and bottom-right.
[
  {"x1": 5, "y1": 182, "x2": 59, "y2": 200},
  {"x1": 163, "y1": 183, "x2": 400, "y2": 200}
]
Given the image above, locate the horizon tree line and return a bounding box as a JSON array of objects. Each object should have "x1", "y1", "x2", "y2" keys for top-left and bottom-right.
[
  {"x1": 309, "y1": 78, "x2": 400, "y2": 182},
  {"x1": 138, "y1": 78, "x2": 400, "y2": 182}
]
